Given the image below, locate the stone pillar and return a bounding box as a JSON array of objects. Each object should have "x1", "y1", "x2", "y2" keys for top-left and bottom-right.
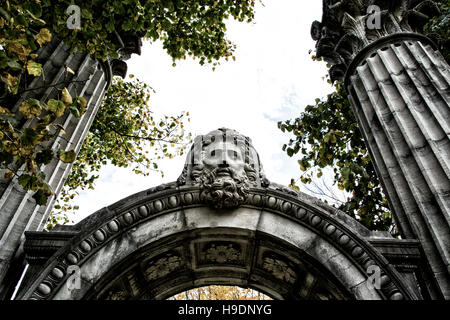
[
  {"x1": 311, "y1": 0, "x2": 449, "y2": 299},
  {"x1": 0, "y1": 32, "x2": 141, "y2": 299}
]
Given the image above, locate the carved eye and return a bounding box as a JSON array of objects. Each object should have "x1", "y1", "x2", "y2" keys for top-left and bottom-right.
[{"x1": 211, "y1": 150, "x2": 215, "y2": 157}]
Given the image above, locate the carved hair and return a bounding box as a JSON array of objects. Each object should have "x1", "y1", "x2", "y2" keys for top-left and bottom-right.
[{"x1": 198, "y1": 166, "x2": 256, "y2": 209}]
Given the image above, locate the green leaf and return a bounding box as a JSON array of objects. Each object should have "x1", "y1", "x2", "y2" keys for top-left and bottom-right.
[
  {"x1": 286, "y1": 148, "x2": 294, "y2": 157},
  {"x1": 20, "y1": 128, "x2": 38, "y2": 147},
  {"x1": 59, "y1": 150, "x2": 77, "y2": 163},
  {"x1": 0, "y1": 151, "x2": 14, "y2": 165},
  {"x1": 7, "y1": 60, "x2": 22, "y2": 70},
  {"x1": 32, "y1": 190, "x2": 47, "y2": 205},
  {"x1": 47, "y1": 99, "x2": 66, "y2": 117},
  {"x1": 69, "y1": 105, "x2": 80, "y2": 118},
  {"x1": 15, "y1": 14, "x2": 28, "y2": 27},
  {"x1": 18, "y1": 174, "x2": 40, "y2": 191},
  {"x1": 35, "y1": 149, "x2": 54, "y2": 165},
  {"x1": 23, "y1": 1, "x2": 42, "y2": 18}
]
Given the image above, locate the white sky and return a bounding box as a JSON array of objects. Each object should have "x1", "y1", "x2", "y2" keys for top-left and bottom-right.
[{"x1": 71, "y1": 0, "x2": 336, "y2": 223}]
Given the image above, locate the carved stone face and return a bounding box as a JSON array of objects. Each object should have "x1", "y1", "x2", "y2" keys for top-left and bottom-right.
[
  {"x1": 188, "y1": 131, "x2": 257, "y2": 208},
  {"x1": 203, "y1": 140, "x2": 246, "y2": 179},
  {"x1": 177, "y1": 128, "x2": 268, "y2": 208}
]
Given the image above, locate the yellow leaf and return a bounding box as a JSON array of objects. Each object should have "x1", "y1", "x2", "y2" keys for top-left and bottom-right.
[
  {"x1": 7, "y1": 43, "x2": 31, "y2": 61},
  {"x1": 4, "y1": 169, "x2": 14, "y2": 180},
  {"x1": 0, "y1": 106, "x2": 14, "y2": 116},
  {"x1": 5, "y1": 73, "x2": 19, "y2": 93},
  {"x1": 18, "y1": 100, "x2": 42, "y2": 119},
  {"x1": 26, "y1": 60, "x2": 42, "y2": 76},
  {"x1": 61, "y1": 88, "x2": 72, "y2": 105},
  {"x1": 47, "y1": 99, "x2": 66, "y2": 117},
  {"x1": 36, "y1": 28, "x2": 52, "y2": 47}
]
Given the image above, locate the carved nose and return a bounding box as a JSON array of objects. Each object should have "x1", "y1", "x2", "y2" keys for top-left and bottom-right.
[{"x1": 219, "y1": 162, "x2": 229, "y2": 168}]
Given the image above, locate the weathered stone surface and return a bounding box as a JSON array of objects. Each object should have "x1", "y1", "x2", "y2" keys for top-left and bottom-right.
[
  {"x1": 312, "y1": 1, "x2": 450, "y2": 299},
  {"x1": 347, "y1": 39, "x2": 450, "y2": 299},
  {"x1": 0, "y1": 32, "x2": 142, "y2": 299},
  {"x1": 311, "y1": 0, "x2": 442, "y2": 82},
  {"x1": 0, "y1": 38, "x2": 110, "y2": 299},
  {"x1": 16, "y1": 185, "x2": 417, "y2": 300},
  {"x1": 13, "y1": 128, "x2": 425, "y2": 300},
  {"x1": 177, "y1": 128, "x2": 269, "y2": 208}
]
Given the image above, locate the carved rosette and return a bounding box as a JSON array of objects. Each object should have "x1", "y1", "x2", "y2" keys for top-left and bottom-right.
[
  {"x1": 311, "y1": 0, "x2": 442, "y2": 82},
  {"x1": 204, "y1": 243, "x2": 240, "y2": 264},
  {"x1": 262, "y1": 255, "x2": 297, "y2": 284},
  {"x1": 143, "y1": 253, "x2": 183, "y2": 281}
]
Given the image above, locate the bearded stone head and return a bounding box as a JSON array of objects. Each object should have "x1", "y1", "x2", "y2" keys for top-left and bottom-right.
[{"x1": 177, "y1": 128, "x2": 269, "y2": 208}]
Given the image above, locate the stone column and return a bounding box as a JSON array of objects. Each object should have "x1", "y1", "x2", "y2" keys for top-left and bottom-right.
[
  {"x1": 311, "y1": 0, "x2": 449, "y2": 299},
  {"x1": 0, "y1": 32, "x2": 141, "y2": 299}
]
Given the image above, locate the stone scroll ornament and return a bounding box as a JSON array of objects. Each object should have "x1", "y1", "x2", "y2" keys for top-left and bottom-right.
[
  {"x1": 177, "y1": 128, "x2": 270, "y2": 208},
  {"x1": 310, "y1": 0, "x2": 442, "y2": 82}
]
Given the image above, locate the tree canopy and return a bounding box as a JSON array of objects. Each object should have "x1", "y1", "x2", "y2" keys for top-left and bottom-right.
[
  {"x1": 47, "y1": 77, "x2": 190, "y2": 228},
  {"x1": 1, "y1": 0, "x2": 258, "y2": 210}
]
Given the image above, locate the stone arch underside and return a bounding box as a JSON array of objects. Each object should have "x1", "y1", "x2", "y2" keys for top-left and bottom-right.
[{"x1": 17, "y1": 185, "x2": 419, "y2": 300}]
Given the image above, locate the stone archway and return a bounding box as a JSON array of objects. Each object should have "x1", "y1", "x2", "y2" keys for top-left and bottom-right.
[{"x1": 16, "y1": 129, "x2": 421, "y2": 300}]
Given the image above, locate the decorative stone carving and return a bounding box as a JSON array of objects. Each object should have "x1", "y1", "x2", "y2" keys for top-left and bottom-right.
[
  {"x1": 203, "y1": 243, "x2": 240, "y2": 264},
  {"x1": 177, "y1": 128, "x2": 269, "y2": 208},
  {"x1": 311, "y1": 0, "x2": 450, "y2": 299},
  {"x1": 143, "y1": 253, "x2": 183, "y2": 281},
  {"x1": 0, "y1": 29, "x2": 145, "y2": 299},
  {"x1": 104, "y1": 290, "x2": 128, "y2": 300},
  {"x1": 16, "y1": 129, "x2": 422, "y2": 301},
  {"x1": 311, "y1": 0, "x2": 441, "y2": 81},
  {"x1": 262, "y1": 255, "x2": 297, "y2": 284}
]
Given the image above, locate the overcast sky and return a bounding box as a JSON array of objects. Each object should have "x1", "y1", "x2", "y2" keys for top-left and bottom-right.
[{"x1": 71, "y1": 0, "x2": 336, "y2": 223}]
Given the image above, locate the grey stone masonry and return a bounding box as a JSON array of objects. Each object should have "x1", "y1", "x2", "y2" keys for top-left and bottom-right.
[
  {"x1": 312, "y1": 0, "x2": 449, "y2": 299},
  {"x1": 0, "y1": 27, "x2": 143, "y2": 299},
  {"x1": 0, "y1": 37, "x2": 112, "y2": 299},
  {"x1": 15, "y1": 127, "x2": 423, "y2": 300}
]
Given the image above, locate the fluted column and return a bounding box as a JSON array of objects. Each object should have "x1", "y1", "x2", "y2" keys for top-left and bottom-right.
[
  {"x1": 312, "y1": 1, "x2": 449, "y2": 299},
  {"x1": 0, "y1": 31, "x2": 141, "y2": 299},
  {"x1": 0, "y1": 38, "x2": 111, "y2": 299}
]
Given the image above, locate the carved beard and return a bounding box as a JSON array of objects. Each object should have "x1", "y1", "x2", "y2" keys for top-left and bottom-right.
[{"x1": 197, "y1": 166, "x2": 254, "y2": 209}]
